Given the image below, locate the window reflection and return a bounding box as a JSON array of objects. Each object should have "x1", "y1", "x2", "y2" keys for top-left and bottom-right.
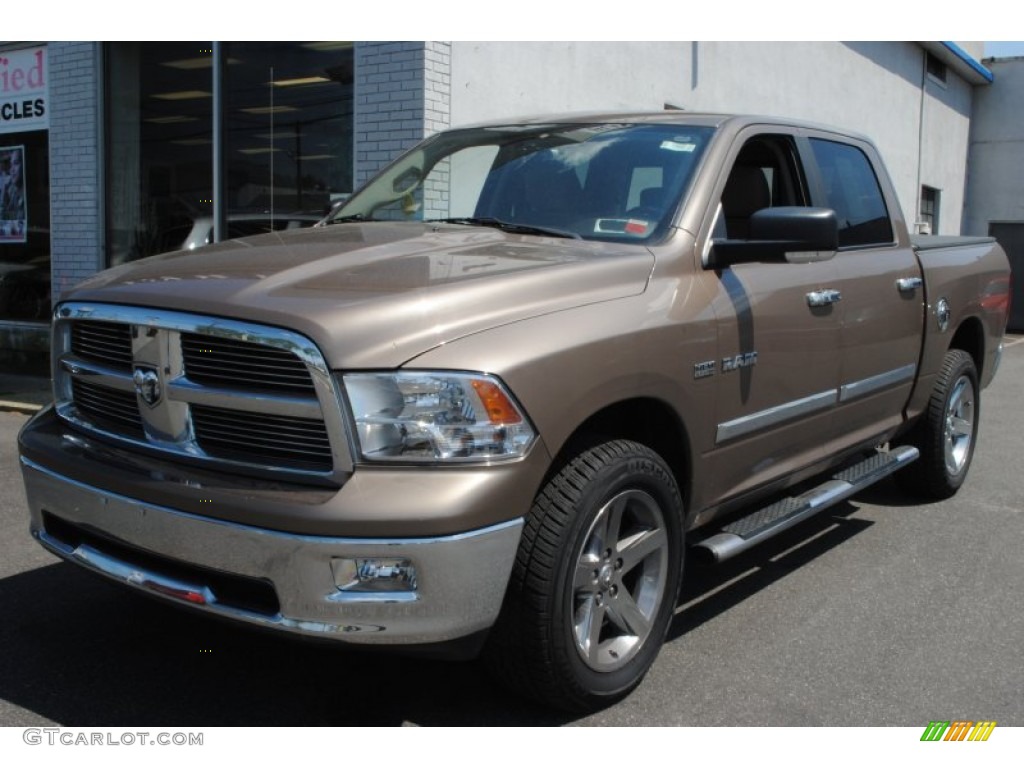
[
  {"x1": 225, "y1": 42, "x2": 353, "y2": 220},
  {"x1": 0, "y1": 132, "x2": 50, "y2": 321},
  {"x1": 106, "y1": 42, "x2": 214, "y2": 264},
  {"x1": 105, "y1": 42, "x2": 353, "y2": 265}
]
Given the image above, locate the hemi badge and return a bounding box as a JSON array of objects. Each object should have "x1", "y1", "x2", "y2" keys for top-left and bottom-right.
[{"x1": 694, "y1": 360, "x2": 716, "y2": 379}]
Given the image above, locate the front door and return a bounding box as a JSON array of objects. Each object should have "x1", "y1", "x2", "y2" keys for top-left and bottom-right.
[{"x1": 703, "y1": 131, "x2": 843, "y2": 504}]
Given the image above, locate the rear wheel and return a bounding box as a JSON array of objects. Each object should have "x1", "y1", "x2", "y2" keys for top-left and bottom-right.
[
  {"x1": 485, "y1": 440, "x2": 684, "y2": 712},
  {"x1": 898, "y1": 349, "x2": 979, "y2": 499}
]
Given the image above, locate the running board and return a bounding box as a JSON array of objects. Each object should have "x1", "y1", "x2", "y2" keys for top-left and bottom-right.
[{"x1": 694, "y1": 446, "x2": 919, "y2": 563}]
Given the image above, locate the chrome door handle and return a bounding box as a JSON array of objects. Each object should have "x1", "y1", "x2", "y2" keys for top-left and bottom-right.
[
  {"x1": 896, "y1": 277, "x2": 923, "y2": 293},
  {"x1": 806, "y1": 289, "x2": 842, "y2": 307}
]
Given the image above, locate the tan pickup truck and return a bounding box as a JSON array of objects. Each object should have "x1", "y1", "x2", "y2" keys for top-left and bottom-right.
[{"x1": 19, "y1": 113, "x2": 1010, "y2": 711}]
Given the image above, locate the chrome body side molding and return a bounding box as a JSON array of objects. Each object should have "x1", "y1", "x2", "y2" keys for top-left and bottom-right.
[{"x1": 716, "y1": 364, "x2": 918, "y2": 443}]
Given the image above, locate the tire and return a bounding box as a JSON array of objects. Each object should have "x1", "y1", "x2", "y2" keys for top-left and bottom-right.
[
  {"x1": 898, "y1": 349, "x2": 979, "y2": 499},
  {"x1": 485, "y1": 439, "x2": 684, "y2": 712}
]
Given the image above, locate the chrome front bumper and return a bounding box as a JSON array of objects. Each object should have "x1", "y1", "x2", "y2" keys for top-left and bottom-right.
[{"x1": 21, "y1": 457, "x2": 523, "y2": 645}]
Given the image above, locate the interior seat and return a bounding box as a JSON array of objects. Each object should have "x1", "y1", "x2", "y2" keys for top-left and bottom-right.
[{"x1": 722, "y1": 166, "x2": 771, "y2": 239}]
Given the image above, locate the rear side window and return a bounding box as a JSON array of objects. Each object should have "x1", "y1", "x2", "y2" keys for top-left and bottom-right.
[{"x1": 809, "y1": 139, "x2": 893, "y2": 248}]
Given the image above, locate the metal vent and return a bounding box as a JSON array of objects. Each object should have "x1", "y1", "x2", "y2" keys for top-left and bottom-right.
[
  {"x1": 71, "y1": 321, "x2": 133, "y2": 371},
  {"x1": 71, "y1": 379, "x2": 145, "y2": 439},
  {"x1": 191, "y1": 405, "x2": 332, "y2": 471},
  {"x1": 182, "y1": 333, "x2": 316, "y2": 393}
]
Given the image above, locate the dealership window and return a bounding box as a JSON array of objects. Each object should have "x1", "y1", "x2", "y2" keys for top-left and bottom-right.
[
  {"x1": 920, "y1": 185, "x2": 940, "y2": 235},
  {"x1": 105, "y1": 42, "x2": 353, "y2": 265},
  {"x1": 0, "y1": 43, "x2": 50, "y2": 325},
  {"x1": 0, "y1": 130, "x2": 50, "y2": 322}
]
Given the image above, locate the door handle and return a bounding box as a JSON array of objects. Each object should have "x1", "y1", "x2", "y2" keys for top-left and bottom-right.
[
  {"x1": 896, "y1": 277, "x2": 923, "y2": 293},
  {"x1": 806, "y1": 289, "x2": 842, "y2": 307}
]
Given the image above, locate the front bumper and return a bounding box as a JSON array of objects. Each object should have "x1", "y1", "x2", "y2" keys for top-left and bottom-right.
[{"x1": 21, "y1": 457, "x2": 523, "y2": 646}]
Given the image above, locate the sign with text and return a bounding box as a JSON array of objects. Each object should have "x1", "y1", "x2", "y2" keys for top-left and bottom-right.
[{"x1": 0, "y1": 47, "x2": 48, "y2": 134}]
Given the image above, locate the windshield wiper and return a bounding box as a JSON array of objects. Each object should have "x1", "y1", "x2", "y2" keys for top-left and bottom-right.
[{"x1": 428, "y1": 217, "x2": 581, "y2": 240}]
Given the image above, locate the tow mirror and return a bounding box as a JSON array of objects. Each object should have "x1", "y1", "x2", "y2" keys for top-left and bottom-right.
[{"x1": 710, "y1": 207, "x2": 839, "y2": 267}]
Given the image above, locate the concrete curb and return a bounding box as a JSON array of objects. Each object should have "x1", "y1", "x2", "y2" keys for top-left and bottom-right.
[{"x1": 0, "y1": 400, "x2": 44, "y2": 415}]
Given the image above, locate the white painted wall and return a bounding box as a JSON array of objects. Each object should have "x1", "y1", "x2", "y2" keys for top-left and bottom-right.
[
  {"x1": 450, "y1": 41, "x2": 977, "y2": 233},
  {"x1": 964, "y1": 57, "x2": 1024, "y2": 235}
]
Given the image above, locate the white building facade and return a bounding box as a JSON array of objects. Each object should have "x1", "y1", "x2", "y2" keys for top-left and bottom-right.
[{"x1": 0, "y1": 41, "x2": 1000, "y2": 361}]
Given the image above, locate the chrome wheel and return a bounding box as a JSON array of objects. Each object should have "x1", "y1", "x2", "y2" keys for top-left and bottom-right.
[
  {"x1": 944, "y1": 374, "x2": 975, "y2": 476},
  {"x1": 572, "y1": 489, "x2": 669, "y2": 672},
  {"x1": 896, "y1": 349, "x2": 979, "y2": 500},
  {"x1": 484, "y1": 440, "x2": 683, "y2": 711}
]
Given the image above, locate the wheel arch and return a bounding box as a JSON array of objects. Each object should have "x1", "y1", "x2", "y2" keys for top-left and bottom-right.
[
  {"x1": 949, "y1": 315, "x2": 985, "y2": 379},
  {"x1": 550, "y1": 397, "x2": 693, "y2": 520}
]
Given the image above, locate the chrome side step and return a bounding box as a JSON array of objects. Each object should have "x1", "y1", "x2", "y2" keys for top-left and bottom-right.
[{"x1": 694, "y1": 446, "x2": 919, "y2": 563}]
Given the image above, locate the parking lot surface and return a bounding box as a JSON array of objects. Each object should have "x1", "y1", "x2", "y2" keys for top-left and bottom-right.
[{"x1": 1, "y1": 340, "x2": 1021, "y2": 726}]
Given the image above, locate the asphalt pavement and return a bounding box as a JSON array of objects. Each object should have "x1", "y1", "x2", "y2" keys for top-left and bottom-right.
[{"x1": 0, "y1": 340, "x2": 1021, "y2": 726}]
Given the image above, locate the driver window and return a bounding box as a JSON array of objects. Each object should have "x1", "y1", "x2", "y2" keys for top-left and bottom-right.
[{"x1": 719, "y1": 136, "x2": 806, "y2": 239}]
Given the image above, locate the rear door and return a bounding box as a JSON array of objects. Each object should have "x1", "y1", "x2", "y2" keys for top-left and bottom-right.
[{"x1": 803, "y1": 134, "x2": 924, "y2": 445}]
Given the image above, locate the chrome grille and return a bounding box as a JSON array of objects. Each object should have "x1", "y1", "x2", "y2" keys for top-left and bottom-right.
[
  {"x1": 71, "y1": 320, "x2": 133, "y2": 371},
  {"x1": 54, "y1": 304, "x2": 350, "y2": 480},
  {"x1": 191, "y1": 405, "x2": 332, "y2": 471},
  {"x1": 71, "y1": 379, "x2": 145, "y2": 439},
  {"x1": 182, "y1": 333, "x2": 315, "y2": 394}
]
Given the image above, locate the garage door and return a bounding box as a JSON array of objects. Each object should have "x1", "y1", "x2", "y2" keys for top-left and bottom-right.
[{"x1": 990, "y1": 222, "x2": 1024, "y2": 332}]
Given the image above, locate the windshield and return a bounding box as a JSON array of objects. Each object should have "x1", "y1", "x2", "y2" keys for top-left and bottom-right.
[{"x1": 329, "y1": 122, "x2": 714, "y2": 242}]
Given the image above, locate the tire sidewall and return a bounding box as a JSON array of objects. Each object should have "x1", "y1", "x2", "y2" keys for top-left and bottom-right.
[
  {"x1": 940, "y1": 354, "x2": 979, "y2": 490},
  {"x1": 550, "y1": 446, "x2": 684, "y2": 702}
]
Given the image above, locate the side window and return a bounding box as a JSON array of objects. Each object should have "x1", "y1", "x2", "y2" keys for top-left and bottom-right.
[
  {"x1": 809, "y1": 139, "x2": 893, "y2": 248},
  {"x1": 719, "y1": 135, "x2": 807, "y2": 239}
]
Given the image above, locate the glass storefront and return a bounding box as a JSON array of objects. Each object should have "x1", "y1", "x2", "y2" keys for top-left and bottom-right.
[
  {"x1": 0, "y1": 44, "x2": 50, "y2": 325},
  {"x1": 105, "y1": 42, "x2": 353, "y2": 265},
  {"x1": 0, "y1": 131, "x2": 50, "y2": 322},
  {"x1": 106, "y1": 43, "x2": 214, "y2": 263}
]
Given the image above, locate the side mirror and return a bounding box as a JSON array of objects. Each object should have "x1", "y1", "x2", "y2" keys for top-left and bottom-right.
[{"x1": 710, "y1": 207, "x2": 839, "y2": 268}]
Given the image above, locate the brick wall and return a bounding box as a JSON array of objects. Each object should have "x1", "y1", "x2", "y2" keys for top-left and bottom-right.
[
  {"x1": 353, "y1": 42, "x2": 451, "y2": 188},
  {"x1": 47, "y1": 42, "x2": 103, "y2": 301}
]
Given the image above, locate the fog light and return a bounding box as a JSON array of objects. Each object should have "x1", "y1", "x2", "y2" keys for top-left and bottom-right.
[{"x1": 331, "y1": 557, "x2": 418, "y2": 592}]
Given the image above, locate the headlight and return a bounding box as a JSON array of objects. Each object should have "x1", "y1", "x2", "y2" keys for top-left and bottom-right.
[{"x1": 343, "y1": 372, "x2": 536, "y2": 462}]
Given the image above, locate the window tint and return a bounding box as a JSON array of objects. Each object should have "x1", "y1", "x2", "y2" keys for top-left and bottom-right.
[
  {"x1": 810, "y1": 139, "x2": 893, "y2": 247},
  {"x1": 720, "y1": 135, "x2": 807, "y2": 239},
  {"x1": 334, "y1": 124, "x2": 714, "y2": 243}
]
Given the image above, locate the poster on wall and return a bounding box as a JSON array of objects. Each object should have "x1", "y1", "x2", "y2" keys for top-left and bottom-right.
[{"x1": 1, "y1": 145, "x2": 27, "y2": 243}]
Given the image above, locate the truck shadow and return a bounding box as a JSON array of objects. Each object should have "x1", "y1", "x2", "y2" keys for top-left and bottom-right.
[
  {"x1": 669, "y1": 501, "x2": 873, "y2": 642},
  {"x1": 0, "y1": 499, "x2": 877, "y2": 727},
  {"x1": 0, "y1": 561, "x2": 570, "y2": 726}
]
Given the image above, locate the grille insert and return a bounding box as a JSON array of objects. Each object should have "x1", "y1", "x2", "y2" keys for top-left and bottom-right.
[
  {"x1": 182, "y1": 334, "x2": 316, "y2": 394},
  {"x1": 71, "y1": 321, "x2": 133, "y2": 371},
  {"x1": 191, "y1": 405, "x2": 332, "y2": 471},
  {"x1": 72, "y1": 379, "x2": 144, "y2": 439}
]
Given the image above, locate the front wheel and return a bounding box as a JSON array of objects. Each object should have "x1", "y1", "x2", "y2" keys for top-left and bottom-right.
[
  {"x1": 485, "y1": 440, "x2": 684, "y2": 712},
  {"x1": 898, "y1": 349, "x2": 980, "y2": 499}
]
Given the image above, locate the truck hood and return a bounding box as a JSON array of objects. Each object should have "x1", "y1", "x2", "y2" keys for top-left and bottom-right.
[{"x1": 66, "y1": 222, "x2": 655, "y2": 368}]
